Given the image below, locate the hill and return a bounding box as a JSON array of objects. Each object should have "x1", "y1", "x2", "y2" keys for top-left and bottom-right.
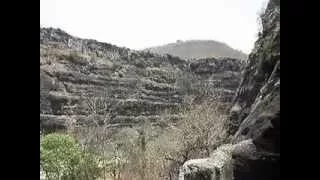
[{"x1": 144, "y1": 40, "x2": 248, "y2": 60}]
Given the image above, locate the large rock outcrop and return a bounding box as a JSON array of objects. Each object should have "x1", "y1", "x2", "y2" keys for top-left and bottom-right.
[
  {"x1": 40, "y1": 28, "x2": 243, "y2": 132},
  {"x1": 230, "y1": 0, "x2": 280, "y2": 179},
  {"x1": 181, "y1": 0, "x2": 280, "y2": 179},
  {"x1": 179, "y1": 144, "x2": 234, "y2": 180}
]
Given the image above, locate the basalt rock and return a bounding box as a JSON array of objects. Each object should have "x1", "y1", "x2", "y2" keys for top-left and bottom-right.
[
  {"x1": 40, "y1": 28, "x2": 243, "y2": 132},
  {"x1": 180, "y1": 0, "x2": 280, "y2": 179}
]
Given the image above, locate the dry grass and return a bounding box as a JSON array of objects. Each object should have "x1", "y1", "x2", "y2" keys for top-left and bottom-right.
[{"x1": 64, "y1": 95, "x2": 229, "y2": 180}]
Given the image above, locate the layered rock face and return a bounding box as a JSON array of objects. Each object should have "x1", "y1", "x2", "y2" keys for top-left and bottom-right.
[
  {"x1": 180, "y1": 0, "x2": 280, "y2": 179},
  {"x1": 40, "y1": 28, "x2": 243, "y2": 132},
  {"x1": 186, "y1": 57, "x2": 244, "y2": 104}
]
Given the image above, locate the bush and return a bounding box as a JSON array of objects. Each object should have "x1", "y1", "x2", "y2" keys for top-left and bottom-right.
[
  {"x1": 177, "y1": 102, "x2": 228, "y2": 157},
  {"x1": 65, "y1": 99, "x2": 229, "y2": 180},
  {"x1": 40, "y1": 133, "x2": 101, "y2": 180},
  {"x1": 74, "y1": 152, "x2": 101, "y2": 180},
  {"x1": 142, "y1": 101, "x2": 229, "y2": 179}
]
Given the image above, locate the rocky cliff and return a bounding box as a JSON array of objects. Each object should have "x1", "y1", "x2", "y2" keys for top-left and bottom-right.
[
  {"x1": 180, "y1": 0, "x2": 280, "y2": 179},
  {"x1": 40, "y1": 28, "x2": 244, "y2": 132}
]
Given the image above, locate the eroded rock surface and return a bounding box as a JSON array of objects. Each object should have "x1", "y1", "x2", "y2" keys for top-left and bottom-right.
[
  {"x1": 181, "y1": 0, "x2": 280, "y2": 179},
  {"x1": 40, "y1": 28, "x2": 243, "y2": 132}
]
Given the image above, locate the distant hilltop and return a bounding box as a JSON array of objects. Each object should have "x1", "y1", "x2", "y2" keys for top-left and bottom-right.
[{"x1": 144, "y1": 40, "x2": 248, "y2": 60}]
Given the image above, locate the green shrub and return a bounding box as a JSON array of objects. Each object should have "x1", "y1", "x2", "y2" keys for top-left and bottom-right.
[
  {"x1": 74, "y1": 152, "x2": 101, "y2": 180},
  {"x1": 40, "y1": 133, "x2": 101, "y2": 180}
]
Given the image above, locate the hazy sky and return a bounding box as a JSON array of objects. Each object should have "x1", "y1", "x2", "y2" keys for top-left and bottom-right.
[{"x1": 40, "y1": 0, "x2": 267, "y2": 54}]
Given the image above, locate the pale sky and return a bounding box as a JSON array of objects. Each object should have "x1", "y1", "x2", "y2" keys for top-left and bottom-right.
[{"x1": 40, "y1": 0, "x2": 267, "y2": 54}]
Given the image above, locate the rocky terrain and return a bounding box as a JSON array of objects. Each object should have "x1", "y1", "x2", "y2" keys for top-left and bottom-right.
[
  {"x1": 180, "y1": 0, "x2": 280, "y2": 179},
  {"x1": 40, "y1": 0, "x2": 280, "y2": 178},
  {"x1": 40, "y1": 28, "x2": 244, "y2": 132},
  {"x1": 144, "y1": 40, "x2": 248, "y2": 60}
]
